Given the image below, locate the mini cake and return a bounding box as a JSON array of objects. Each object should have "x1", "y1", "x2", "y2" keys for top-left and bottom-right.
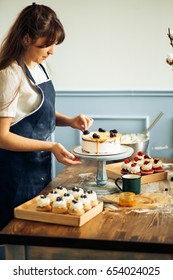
[
  {"x1": 121, "y1": 159, "x2": 132, "y2": 174},
  {"x1": 119, "y1": 192, "x2": 136, "y2": 207},
  {"x1": 69, "y1": 186, "x2": 84, "y2": 199},
  {"x1": 47, "y1": 190, "x2": 60, "y2": 205},
  {"x1": 36, "y1": 195, "x2": 51, "y2": 212},
  {"x1": 136, "y1": 151, "x2": 144, "y2": 160},
  {"x1": 143, "y1": 154, "x2": 153, "y2": 163},
  {"x1": 85, "y1": 190, "x2": 98, "y2": 207},
  {"x1": 129, "y1": 162, "x2": 141, "y2": 175},
  {"x1": 78, "y1": 194, "x2": 92, "y2": 211},
  {"x1": 141, "y1": 160, "x2": 154, "y2": 175},
  {"x1": 68, "y1": 199, "x2": 85, "y2": 216},
  {"x1": 152, "y1": 158, "x2": 164, "y2": 173},
  {"x1": 52, "y1": 197, "x2": 68, "y2": 214},
  {"x1": 54, "y1": 186, "x2": 67, "y2": 197},
  {"x1": 63, "y1": 192, "x2": 74, "y2": 207},
  {"x1": 82, "y1": 128, "x2": 122, "y2": 154},
  {"x1": 133, "y1": 156, "x2": 144, "y2": 167}
]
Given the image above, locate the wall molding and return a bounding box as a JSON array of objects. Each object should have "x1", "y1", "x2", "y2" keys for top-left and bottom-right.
[{"x1": 56, "y1": 90, "x2": 173, "y2": 97}]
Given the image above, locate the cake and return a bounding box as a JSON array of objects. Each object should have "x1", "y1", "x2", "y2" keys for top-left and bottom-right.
[
  {"x1": 54, "y1": 186, "x2": 67, "y2": 196},
  {"x1": 68, "y1": 199, "x2": 85, "y2": 216},
  {"x1": 47, "y1": 190, "x2": 60, "y2": 205},
  {"x1": 36, "y1": 195, "x2": 51, "y2": 212},
  {"x1": 141, "y1": 160, "x2": 154, "y2": 175},
  {"x1": 69, "y1": 186, "x2": 84, "y2": 199},
  {"x1": 52, "y1": 197, "x2": 68, "y2": 214},
  {"x1": 143, "y1": 154, "x2": 153, "y2": 163},
  {"x1": 133, "y1": 156, "x2": 144, "y2": 167},
  {"x1": 63, "y1": 192, "x2": 74, "y2": 207},
  {"x1": 129, "y1": 162, "x2": 141, "y2": 175},
  {"x1": 152, "y1": 158, "x2": 164, "y2": 173},
  {"x1": 82, "y1": 128, "x2": 121, "y2": 154},
  {"x1": 136, "y1": 151, "x2": 144, "y2": 160},
  {"x1": 85, "y1": 190, "x2": 98, "y2": 207},
  {"x1": 119, "y1": 192, "x2": 137, "y2": 207},
  {"x1": 121, "y1": 159, "x2": 132, "y2": 174},
  {"x1": 78, "y1": 194, "x2": 92, "y2": 211}
]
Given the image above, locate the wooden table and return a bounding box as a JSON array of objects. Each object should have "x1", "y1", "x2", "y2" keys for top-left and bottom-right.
[{"x1": 1, "y1": 159, "x2": 173, "y2": 260}]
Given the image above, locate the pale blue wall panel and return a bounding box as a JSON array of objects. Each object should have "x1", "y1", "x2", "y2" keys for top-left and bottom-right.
[{"x1": 54, "y1": 91, "x2": 173, "y2": 176}]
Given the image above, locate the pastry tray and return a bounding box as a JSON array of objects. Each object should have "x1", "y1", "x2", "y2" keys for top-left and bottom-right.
[
  {"x1": 106, "y1": 162, "x2": 167, "y2": 184},
  {"x1": 14, "y1": 197, "x2": 103, "y2": 227}
]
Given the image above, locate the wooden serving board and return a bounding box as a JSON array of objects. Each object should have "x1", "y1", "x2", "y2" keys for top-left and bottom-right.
[
  {"x1": 101, "y1": 192, "x2": 172, "y2": 211},
  {"x1": 14, "y1": 198, "x2": 103, "y2": 227},
  {"x1": 106, "y1": 162, "x2": 167, "y2": 184}
]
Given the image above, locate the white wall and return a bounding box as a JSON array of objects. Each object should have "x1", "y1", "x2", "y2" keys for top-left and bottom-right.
[{"x1": 1, "y1": 0, "x2": 173, "y2": 90}]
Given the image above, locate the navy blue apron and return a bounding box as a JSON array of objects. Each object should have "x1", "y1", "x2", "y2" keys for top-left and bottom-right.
[{"x1": 0, "y1": 64, "x2": 56, "y2": 230}]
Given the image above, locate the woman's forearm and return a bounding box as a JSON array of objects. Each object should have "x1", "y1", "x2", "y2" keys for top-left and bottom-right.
[
  {"x1": 0, "y1": 131, "x2": 54, "y2": 152},
  {"x1": 55, "y1": 112, "x2": 72, "y2": 126}
]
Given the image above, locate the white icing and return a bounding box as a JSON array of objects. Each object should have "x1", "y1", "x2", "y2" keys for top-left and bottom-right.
[
  {"x1": 122, "y1": 161, "x2": 132, "y2": 170},
  {"x1": 36, "y1": 196, "x2": 50, "y2": 207},
  {"x1": 152, "y1": 159, "x2": 162, "y2": 168},
  {"x1": 63, "y1": 193, "x2": 74, "y2": 203},
  {"x1": 130, "y1": 163, "x2": 141, "y2": 173},
  {"x1": 69, "y1": 188, "x2": 84, "y2": 198},
  {"x1": 134, "y1": 158, "x2": 144, "y2": 166},
  {"x1": 141, "y1": 161, "x2": 153, "y2": 171},
  {"x1": 78, "y1": 195, "x2": 91, "y2": 205},
  {"x1": 86, "y1": 190, "x2": 97, "y2": 201},
  {"x1": 121, "y1": 133, "x2": 148, "y2": 144},
  {"x1": 47, "y1": 192, "x2": 60, "y2": 202},
  {"x1": 52, "y1": 199, "x2": 67, "y2": 208},
  {"x1": 54, "y1": 186, "x2": 67, "y2": 196},
  {"x1": 69, "y1": 201, "x2": 84, "y2": 211}
]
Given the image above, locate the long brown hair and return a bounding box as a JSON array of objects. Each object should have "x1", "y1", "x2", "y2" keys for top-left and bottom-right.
[{"x1": 0, "y1": 3, "x2": 65, "y2": 70}]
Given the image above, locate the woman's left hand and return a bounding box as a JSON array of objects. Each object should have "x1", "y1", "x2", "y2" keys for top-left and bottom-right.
[{"x1": 70, "y1": 114, "x2": 93, "y2": 131}]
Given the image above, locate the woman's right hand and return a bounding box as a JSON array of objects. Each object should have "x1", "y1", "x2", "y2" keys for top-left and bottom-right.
[{"x1": 51, "y1": 142, "x2": 81, "y2": 166}]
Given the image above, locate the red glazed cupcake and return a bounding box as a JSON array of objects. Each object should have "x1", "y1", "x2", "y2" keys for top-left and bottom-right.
[
  {"x1": 152, "y1": 158, "x2": 164, "y2": 173},
  {"x1": 121, "y1": 159, "x2": 132, "y2": 174},
  {"x1": 134, "y1": 156, "x2": 143, "y2": 167},
  {"x1": 129, "y1": 162, "x2": 141, "y2": 175},
  {"x1": 141, "y1": 160, "x2": 154, "y2": 175}
]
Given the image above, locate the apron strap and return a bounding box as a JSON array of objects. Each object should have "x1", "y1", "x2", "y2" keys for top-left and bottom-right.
[
  {"x1": 24, "y1": 64, "x2": 50, "y2": 84},
  {"x1": 24, "y1": 65, "x2": 36, "y2": 84}
]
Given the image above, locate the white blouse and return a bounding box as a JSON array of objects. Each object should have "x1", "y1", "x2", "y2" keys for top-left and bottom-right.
[{"x1": 0, "y1": 62, "x2": 49, "y2": 126}]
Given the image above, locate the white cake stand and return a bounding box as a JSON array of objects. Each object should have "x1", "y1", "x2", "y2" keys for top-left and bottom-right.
[{"x1": 71, "y1": 145, "x2": 134, "y2": 194}]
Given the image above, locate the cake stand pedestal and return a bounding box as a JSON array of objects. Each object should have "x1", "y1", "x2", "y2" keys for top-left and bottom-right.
[{"x1": 71, "y1": 145, "x2": 133, "y2": 195}]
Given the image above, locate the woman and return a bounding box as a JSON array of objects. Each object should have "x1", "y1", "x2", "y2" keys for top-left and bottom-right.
[{"x1": 0, "y1": 3, "x2": 93, "y2": 229}]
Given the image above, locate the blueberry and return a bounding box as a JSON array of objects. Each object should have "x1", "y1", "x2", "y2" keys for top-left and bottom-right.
[
  {"x1": 83, "y1": 130, "x2": 90, "y2": 135},
  {"x1": 56, "y1": 197, "x2": 62, "y2": 201},
  {"x1": 98, "y1": 128, "x2": 106, "y2": 132},
  {"x1": 92, "y1": 133, "x2": 100, "y2": 139},
  {"x1": 110, "y1": 129, "x2": 118, "y2": 133},
  {"x1": 110, "y1": 131, "x2": 116, "y2": 137}
]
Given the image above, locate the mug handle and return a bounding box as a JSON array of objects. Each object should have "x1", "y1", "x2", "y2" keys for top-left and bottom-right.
[{"x1": 115, "y1": 177, "x2": 123, "y2": 192}]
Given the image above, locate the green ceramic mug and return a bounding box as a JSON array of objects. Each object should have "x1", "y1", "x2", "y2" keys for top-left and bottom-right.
[{"x1": 115, "y1": 174, "x2": 141, "y2": 194}]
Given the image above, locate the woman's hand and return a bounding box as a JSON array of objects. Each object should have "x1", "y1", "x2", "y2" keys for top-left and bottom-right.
[
  {"x1": 70, "y1": 114, "x2": 93, "y2": 131},
  {"x1": 51, "y1": 142, "x2": 81, "y2": 166}
]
